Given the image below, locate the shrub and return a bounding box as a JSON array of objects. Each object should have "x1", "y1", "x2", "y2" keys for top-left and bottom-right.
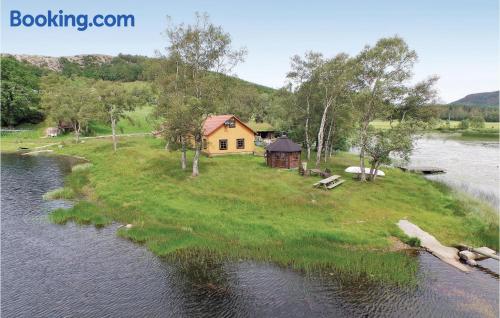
[
  {"x1": 406, "y1": 237, "x2": 421, "y2": 247},
  {"x1": 458, "y1": 119, "x2": 470, "y2": 130},
  {"x1": 470, "y1": 116, "x2": 485, "y2": 129}
]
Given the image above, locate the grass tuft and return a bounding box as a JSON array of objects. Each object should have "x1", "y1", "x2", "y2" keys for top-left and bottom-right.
[
  {"x1": 43, "y1": 187, "x2": 75, "y2": 200},
  {"x1": 49, "y1": 202, "x2": 111, "y2": 228},
  {"x1": 71, "y1": 162, "x2": 93, "y2": 172}
]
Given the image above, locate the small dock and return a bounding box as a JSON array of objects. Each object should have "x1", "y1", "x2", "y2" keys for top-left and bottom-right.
[
  {"x1": 397, "y1": 220, "x2": 469, "y2": 272},
  {"x1": 397, "y1": 220, "x2": 499, "y2": 272},
  {"x1": 398, "y1": 166, "x2": 446, "y2": 174}
]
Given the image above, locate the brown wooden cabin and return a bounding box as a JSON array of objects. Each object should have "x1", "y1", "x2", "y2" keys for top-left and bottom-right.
[{"x1": 265, "y1": 136, "x2": 302, "y2": 169}]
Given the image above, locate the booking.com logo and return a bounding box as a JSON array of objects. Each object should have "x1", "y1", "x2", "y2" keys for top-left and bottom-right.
[{"x1": 10, "y1": 10, "x2": 135, "y2": 31}]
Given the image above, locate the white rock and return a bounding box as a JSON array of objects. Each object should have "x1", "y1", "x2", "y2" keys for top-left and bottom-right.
[
  {"x1": 125, "y1": 224, "x2": 133, "y2": 229},
  {"x1": 459, "y1": 250, "x2": 477, "y2": 261},
  {"x1": 466, "y1": 259, "x2": 478, "y2": 266}
]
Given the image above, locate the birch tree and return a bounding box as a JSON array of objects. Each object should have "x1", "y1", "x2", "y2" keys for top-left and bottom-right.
[
  {"x1": 286, "y1": 52, "x2": 323, "y2": 161},
  {"x1": 354, "y1": 37, "x2": 417, "y2": 181},
  {"x1": 95, "y1": 81, "x2": 149, "y2": 152},
  {"x1": 159, "y1": 13, "x2": 246, "y2": 176},
  {"x1": 314, "y1": 53, "x2": 355, "y2": 167},
  {"x1": 364, "y1": 127, "x2": 413, "y2": 181}
]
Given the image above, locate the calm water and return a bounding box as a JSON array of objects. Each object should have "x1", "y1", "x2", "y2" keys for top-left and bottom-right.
[
  {"x1": 1, "y1": 153, "x2": 499, "y2": 317},
  {"x1": 406, "y1": 134, "x2": 500, "y2": 209}
]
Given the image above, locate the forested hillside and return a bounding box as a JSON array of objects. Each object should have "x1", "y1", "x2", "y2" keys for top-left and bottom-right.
[
  {"x1": 450, "y1": 91, "x2": 499, "y2": 107},
  {"x1": 0, "y1": 54, "x2": 275, "y2": 127}
]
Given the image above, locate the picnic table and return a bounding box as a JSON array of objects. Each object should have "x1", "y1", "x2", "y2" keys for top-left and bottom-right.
[{"x1": 313, "y1": 175, "x2": 345, "y2": 190}]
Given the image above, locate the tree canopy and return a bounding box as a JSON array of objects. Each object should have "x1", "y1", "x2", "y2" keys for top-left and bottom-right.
[{"x1": 1, "y1": 57, "x2": 44, "y2": 126}]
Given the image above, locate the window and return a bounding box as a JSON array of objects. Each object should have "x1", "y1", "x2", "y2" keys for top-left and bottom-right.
[
  {"x1": 224, "y1": 119, "x2": 236, "y2": 128},
  {"x1": 219, "y1": 139, "x2": 228, "y2": 150},
  {"x1": 236, "y1": 138, "x2": 245, "y2": 149},
  {"x1": 203, "y1": 139, "x2": 208, "y2": 150}
]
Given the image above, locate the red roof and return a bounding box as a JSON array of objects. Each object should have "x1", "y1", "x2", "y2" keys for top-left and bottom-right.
[{"x1": 203, "y1": 115, "x2": 255, "y2": 136}]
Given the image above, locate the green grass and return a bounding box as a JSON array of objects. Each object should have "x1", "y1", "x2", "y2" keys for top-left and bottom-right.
[
  {"x1": 0, "y1": 106, "x2": 156, "y2": 152},
  {"x1": 370, "y1": 120, "x2": 394, "y2": 130},
  {"x1": 71, "y1": 163, "x2": 93, "y2": 172},
  {"x1": 29, "y1": 135, "x2": 497, "y2": 285},
  {"x1": 50, "y1": 201, "x2": 111, "y2": 228},
  {"x1": 43, "y1": 187, "x2": 75, "y2": 200},
  {"x1": 445, "y1": 121, "x2": 500, "y2": 130},
  {"x1": 88, "y1": 106, "x2": 157, "y2": 135},
  {"x1": 370, "y1": 120, "x2": 499, "y2": 141},
  {"x1": 372, "y1": 120, "x2": 500, "y2": 131},
  {"x1": 457, "y1": 130, "x2": 499, "y2": 141}
]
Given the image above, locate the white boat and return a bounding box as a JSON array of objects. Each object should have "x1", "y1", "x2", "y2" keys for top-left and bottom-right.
[{"x1": 344, "y1": 166, "x2": 385, "y2": 176}]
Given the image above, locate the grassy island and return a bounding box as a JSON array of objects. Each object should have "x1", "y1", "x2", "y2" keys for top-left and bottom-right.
[{"x1": 3, "y1": 134, "x2": 497, "y2": 285}]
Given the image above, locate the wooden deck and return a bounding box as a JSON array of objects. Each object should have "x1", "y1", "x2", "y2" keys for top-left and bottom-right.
[{"x1": 398, "y1": 166, "x2": 446, "y2": 174}]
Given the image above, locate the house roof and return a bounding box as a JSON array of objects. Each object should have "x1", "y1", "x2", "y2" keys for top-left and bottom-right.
[
  {"x1": 203, "y1": 115, "x2": 255, "y2": 136},
  {"x1": 266, "y1": 136, "x2": 302, "y2": 152},
  {"x1": 246, "y1": 121, "x2": 275, "y2": 132}
]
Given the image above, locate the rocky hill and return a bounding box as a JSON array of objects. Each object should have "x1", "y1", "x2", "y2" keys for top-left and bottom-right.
[{"x1": 2, "y1": 53, "x2": 114, "y2": 72}]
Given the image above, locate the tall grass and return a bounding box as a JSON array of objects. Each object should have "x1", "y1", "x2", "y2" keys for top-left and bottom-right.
[
  {"x1": 43, "y1": 187, "x2": 75, "y2": 200},
  {"x1": 50, "y1": 202, "x2": 110, "y2": 228}
]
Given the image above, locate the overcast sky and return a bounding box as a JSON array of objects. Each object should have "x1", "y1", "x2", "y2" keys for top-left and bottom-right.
[{"x1": 2, "y1": 0, "x2": 498, "y2": 102}]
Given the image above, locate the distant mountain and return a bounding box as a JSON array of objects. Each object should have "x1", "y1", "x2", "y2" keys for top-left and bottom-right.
[{"x1": 450, "y1": 91, "x2": 499, "y2": 107}]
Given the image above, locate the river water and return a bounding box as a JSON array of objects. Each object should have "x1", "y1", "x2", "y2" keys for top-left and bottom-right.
[
  {"x1": 1, "y1": 153, "x2": 499, "y2": 317},
  {"x1": 406, "y1": 134, "x2": 500, "y2": 209}
]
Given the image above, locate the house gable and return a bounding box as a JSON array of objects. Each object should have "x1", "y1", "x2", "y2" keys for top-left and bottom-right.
[
  {"x1": 203, "y1": 115, "x2": 255, "y2": 137},
  {"x1": 202, "y1": 115, "x2": 255, "y2": 155}
]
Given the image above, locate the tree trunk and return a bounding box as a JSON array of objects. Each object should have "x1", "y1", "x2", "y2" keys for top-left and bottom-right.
[
  {"x1": 305, "y1": 96, "x2": 311, "y2": 161},
  {"x1": 323, "y1": 116, "x2": 334, "y2": 163},
  {"x1": 180, "y1": 137, "x2": 187, "y2": 170},
  {"x1": 372, "y1": 162, "x2": 381, "y2": 181},
  {"x1": 192, "y1": 135, "x2": 201, "y2": 177},
  {"x1": 74, "y1": 122, "x2": 80, "y2": 143},
  {"x1": 359, "y1": 148, "x2": 366, "y2": 181},
  {"x1": 368, "y1": 161, "x2": 376, "y2": 181},
  {"x1": 401, "y1": 110, "x2": 407, "y2": 122},
  {"x1": 369, "y1": 161, "x2": 381, "y2": 181},
  {"x1": 111, "y1": 116, "x2": 117, "y2": 153},
  {"x1": 359, "y1": 120, "x2": 369, "y2": 182},
  {"x1": 164, "y1": 140, "x2": 170, "y2": 151},
  {"x1": 329, "y1": 120, "x2": 337, "y2": 158},
  {"x1": 316, "y1": 98, "x2": 332, "y2": 168},
  {"x1": 305, "y1": 117, "x2": 311, "y2": 161}
]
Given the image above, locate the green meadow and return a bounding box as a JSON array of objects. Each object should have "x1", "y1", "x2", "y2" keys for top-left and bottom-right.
[
  {"x1": 5, "y1": 134, "x2": 495, "y2": 285},
  {"x1": 370, "y1": 119, "x2": 499, "y2": 141}
]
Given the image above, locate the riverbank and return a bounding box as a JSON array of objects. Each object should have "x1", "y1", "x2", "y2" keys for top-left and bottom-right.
[
  {"x1": 3, "y1": 135, "x2": 497, "y2": 285},
  {"x1": 370, "y1": 120, "x2": 500, "y2": 141}
]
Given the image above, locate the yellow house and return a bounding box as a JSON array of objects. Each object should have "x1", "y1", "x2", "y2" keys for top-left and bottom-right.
[{"x1": 202, "y1": 115, "x2": 255, "y2": 156}]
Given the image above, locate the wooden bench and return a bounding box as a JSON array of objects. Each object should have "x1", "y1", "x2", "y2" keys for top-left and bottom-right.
[{"x1": 326, "y1": 179, "x2": 344, "y2": 189}]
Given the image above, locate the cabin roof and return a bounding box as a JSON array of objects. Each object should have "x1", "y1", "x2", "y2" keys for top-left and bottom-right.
[
  {"x1": 245, "y1": 121, "x2": 275, "y2": 132},
  {"x1": 203, "y1": 115, "x2": 255, "y2": 136},
  {"x1": 266, "y1": 136, "x2": 302, "y2": 152}
]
